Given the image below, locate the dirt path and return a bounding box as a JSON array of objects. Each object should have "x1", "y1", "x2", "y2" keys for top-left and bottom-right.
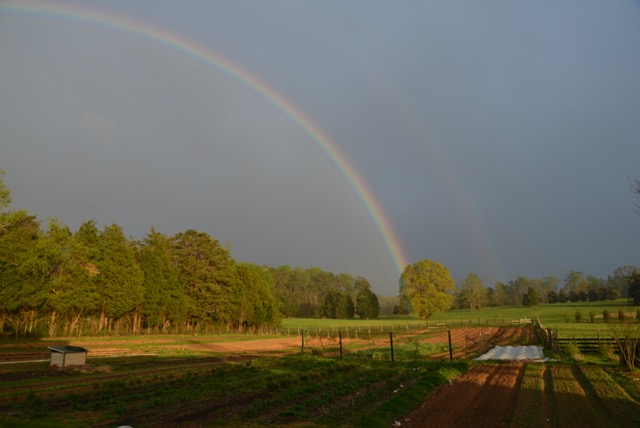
[
  {"x1": 168, "y1": 336, "x2": 302, "y2": 353},
  {"x1": 400, "y1": 362, "x2": 524, "y2": 427}
]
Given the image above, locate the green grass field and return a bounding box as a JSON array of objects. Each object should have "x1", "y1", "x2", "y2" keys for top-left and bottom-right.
[{"x1": 281, "y1": 299, "x2": 640, "y2": 338}]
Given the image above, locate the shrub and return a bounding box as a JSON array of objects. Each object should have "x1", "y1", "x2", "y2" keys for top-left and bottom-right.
[
  {"x1": 589, "y1": 311, "x2": 596, "y2": 323},
  {"x1": 563, "y1": 313, "x2": 570, "y2": 323},
  {"x1": 599, "y1": 342, "x2": 617, "y2": 361},
  {"x1": 618, "y1": 307, "x2": 626, "y2": 322},
  {"x1": 603, "y1": 310, "x2": 611, "y2": 323},
  {"x1": 574, "y1": 310, "x2": 583, "y2": 323},
  {"x1": 608, "y1": 321, "x2": 640, "y2": 369},
  {"x1": 564, "y1": 341, "x2": 583, "y2": 361}
]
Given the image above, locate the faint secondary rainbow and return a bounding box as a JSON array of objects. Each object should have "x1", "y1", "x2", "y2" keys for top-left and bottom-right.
[{"x1": 1, "y1": 0, "x2": 409, "y2": 276}]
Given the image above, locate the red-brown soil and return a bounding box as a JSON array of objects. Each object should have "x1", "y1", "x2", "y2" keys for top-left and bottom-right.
[{"x1": 400, "y1": 362, "x2": 525, "y2": 427}]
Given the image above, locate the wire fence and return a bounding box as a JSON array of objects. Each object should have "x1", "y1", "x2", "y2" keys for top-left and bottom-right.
[
  {"x1": 296, "y1": 329, "x2": 455, "y2": 362},
  {"x1": 290, "y1": 320, "x2": 537, "y2": 362},
  {"x1": 274, "y1": 316, "x2": 532, "y2": 339}
]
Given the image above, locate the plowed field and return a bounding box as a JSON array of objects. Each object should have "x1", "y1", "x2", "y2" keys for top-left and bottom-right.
[{"x1": 401, "y1": 362, "x2": 640, "y2": 427}]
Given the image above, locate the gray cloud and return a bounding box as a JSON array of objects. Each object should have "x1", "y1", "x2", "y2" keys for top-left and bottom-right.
[{"x1": 1, "y1": 1, "x2": 639, "y2": 293}]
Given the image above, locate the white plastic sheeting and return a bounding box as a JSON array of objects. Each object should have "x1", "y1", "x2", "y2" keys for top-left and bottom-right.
[{"x1": 474, "y1": 345, "x2": 553, "y2": 362}]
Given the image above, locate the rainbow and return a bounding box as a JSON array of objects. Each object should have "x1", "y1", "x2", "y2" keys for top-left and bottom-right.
[{"x1": 1, "y1": 0, "x2": 409, "y2": 277}]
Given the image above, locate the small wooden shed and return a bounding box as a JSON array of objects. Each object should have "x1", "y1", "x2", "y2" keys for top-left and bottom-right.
[{"x1": 48, "y1": 346, "x2": 88, "y2": 367}]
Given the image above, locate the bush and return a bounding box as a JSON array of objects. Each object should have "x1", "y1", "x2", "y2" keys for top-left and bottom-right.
[
  {"x1": 618, "y1": 307, "x2": 626, "y2": 322},
  {"x1": 574, "y1": 310, "x2": 583, "y2": 323},
  {"x1": 608, "y1": 321, "x2": 640, "y2": 369},
  {"x1": 599, "y1": 342, "x2": 617, "y2": 361},
  {"x1": 563, "y1": 313, "x2": 570, "y2": 323},
  {"x1": 603, "y1": 310, "x2": 611, "y2": 323},
  {"x1": 564, "y1": 341, "x2": 583, "y2": 361},
  {"x1": 589, "y1": 311, "x2": 596, "y2": 323}
]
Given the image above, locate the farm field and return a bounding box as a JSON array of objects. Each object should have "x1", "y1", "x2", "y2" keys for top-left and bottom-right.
[
  {"x1": 0, "y1": 321, "x2": 639, "y2": 426},
  {"x1": 0, "y1": 326, "x2": 528, "y2": 426},
  {"x1": 402, "y1": 362, "x2": 640, "y2": 427}
]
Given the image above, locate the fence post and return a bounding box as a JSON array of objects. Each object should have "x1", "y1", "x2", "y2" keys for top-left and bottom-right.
[
  {"x1": 301, "y1": 329, "x2": 307, "y2": 353},
  {"x1": 448, "y1": 330, "x2": 453, "y2": 362},
  {"x1": 339, "y1": 331, "x2": 343, "y2": 359},
  {"x1": 390, "y1": 332, "x2": 394, "y2": 362}
]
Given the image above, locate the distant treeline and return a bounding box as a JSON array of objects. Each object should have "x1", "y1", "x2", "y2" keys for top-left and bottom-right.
[
  {"x1": 451, "y1": 268, "x2": 637, "y2": 312},
  {"x1": 0, "y1": 173, "x2": 382, "y2": 337}
]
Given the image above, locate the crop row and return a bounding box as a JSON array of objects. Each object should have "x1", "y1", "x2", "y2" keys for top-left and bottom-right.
[{"x1": 512, "y1": 363, "x2": 640, "y2": 427}]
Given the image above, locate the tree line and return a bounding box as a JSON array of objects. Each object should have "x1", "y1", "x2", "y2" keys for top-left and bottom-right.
[
  {"x1": 396, "y1": 260, "x2": 638, "y2": 318},
  {"x1": 452, "y1": 268, "x2": 635, "y2": 311},
  {"x1": 0, "y1": 172, "x2": 380, "y2": 337}
]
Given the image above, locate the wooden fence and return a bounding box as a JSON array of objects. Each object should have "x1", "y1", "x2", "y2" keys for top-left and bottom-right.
[{"x1": 555, "y1": 337, "x2": 617, "y2": 354}]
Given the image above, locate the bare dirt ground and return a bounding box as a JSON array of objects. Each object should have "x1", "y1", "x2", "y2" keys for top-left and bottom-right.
[
  {"x1": 419, "y1": 325, "x2": 537, "y2": 359},
  {"x1": 166, "y1": 336, "x2": 302, "y2": 354},
  {"x1": 400, "y1": 362, "x2": 525, "y2": 428},
  {"x1": 396, "y1": 326, "x2": 542, "y2": 427}
]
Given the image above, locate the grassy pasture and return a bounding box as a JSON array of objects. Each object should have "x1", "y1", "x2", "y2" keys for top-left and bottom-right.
[
  {"x1": 281, "y1": 299, "x2": 639, "y2": 338},
  {"x1": 280, "y1": 316, "x2": 428, "y2": 331}
]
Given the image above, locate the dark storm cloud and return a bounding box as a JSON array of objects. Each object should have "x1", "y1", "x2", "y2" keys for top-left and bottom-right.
[{"x1": 1, "y1": 1, "x2": 639, "y2": 293}]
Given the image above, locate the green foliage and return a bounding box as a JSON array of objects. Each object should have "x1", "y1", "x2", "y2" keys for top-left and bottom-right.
[
  {"x1": 321, "y1": 289, "x2": 354, "y2": 319},
  {"x1": 618, "y1": 307, "x2": 627, "y2": 322},
  {"x1": 399, "y1": 260, "x2": 454, "y2": 319},
  {"x1": 171, "y1": 230, "x2": 239, "y2": 326},
  {"x1": 628, "y1": 273, "x2": 640, "y2": 306},
  {"x1": 564, "y1": 340, "x2": 584, "y2": 361},
  {"x1": 574, "y1": 310, "x2": 583, "y2": 323},
  {"x1": 355, "y1": 277, "x2": 380, "y2": 319},
  {"x1": 271, "y1": 266, "x2": 360, "y2": 320},
  {"x1": 0, "y1": 169, "x2": 12, "y2": 211},
  {"x1": 136, "y1": 228, "x2": 185, "y2": 331},
  {"x1": 603, "y1": 309, "x2": 611, "y2": 322},
  {"x1": 97, "y1": 224, "x2": 145, "y2": 327},
  {"x1": 522, "y1": 287, "x2": 539, "y2": 307},
  {"x1": 235, "y1": 263, "x2": 281, "y2": 329}
]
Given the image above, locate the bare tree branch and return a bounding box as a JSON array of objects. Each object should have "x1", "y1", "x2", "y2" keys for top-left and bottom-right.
[{"x1": 629, "y1": 177, "x2": 640, "y2": 215}]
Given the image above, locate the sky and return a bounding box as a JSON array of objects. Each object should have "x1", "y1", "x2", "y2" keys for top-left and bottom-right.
[{"x1": 1, "y1": 0, "x2": 640, "y2": 295}]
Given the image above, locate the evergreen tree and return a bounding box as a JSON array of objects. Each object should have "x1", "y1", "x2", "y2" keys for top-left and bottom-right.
[
  {"x1": 136, "y1": 228, "x2": 185, "y2": 332},
  {"x1": 236, "y1": 263, "x2": 281, "y2": 330},
  {"x1": 95, "y1": 223, "x2": 145, "y2": 333},
  {"x1": 0, "y1": 211, "x2": 43, "y2": 334},
  {"x1": 171, "y1": 230, "x2": 238, "y2": 329},
  {"x1": 628, "y1": 273, "x2": 640, "y2": 306},
  {"x1": 522, "y1": 287, "x2": 539, "y2": 307},
  {"x1": 353, "y1": 277, "x2": 380, "y2": 319},
  {"x1": 43, "y1": 220, "x2": 99, "y2": 336}
]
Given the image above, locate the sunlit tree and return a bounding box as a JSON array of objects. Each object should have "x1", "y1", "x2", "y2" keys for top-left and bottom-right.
[{"x1": 399, "y1": 260, "x2": 454, "y2": 319}]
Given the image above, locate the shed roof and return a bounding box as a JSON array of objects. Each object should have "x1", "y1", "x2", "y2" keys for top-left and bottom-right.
[{"x1": 47, "y1": 346, "x2": 88, "y2": 354}]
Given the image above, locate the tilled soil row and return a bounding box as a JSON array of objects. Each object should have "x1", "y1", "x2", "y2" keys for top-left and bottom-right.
[{"x1": 399, "y1": 362, "x2": 524, "y2": 428}]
